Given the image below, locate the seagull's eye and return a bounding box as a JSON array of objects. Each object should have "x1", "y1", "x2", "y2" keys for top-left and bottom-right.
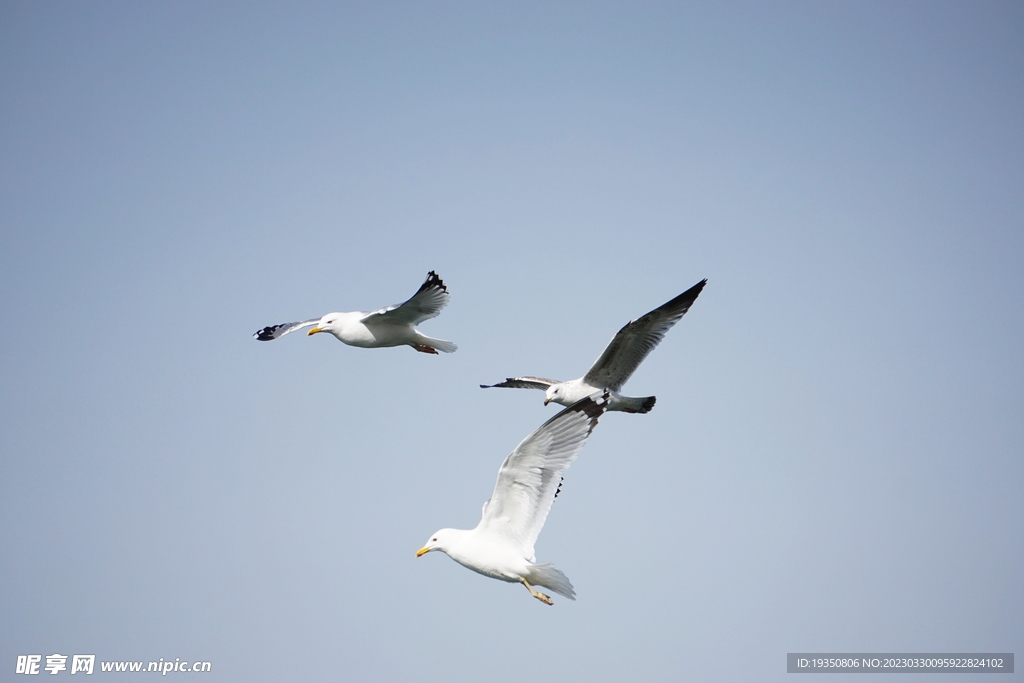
[{"x1": 432, "y1": 538, "x2": 437, "y2": 542}]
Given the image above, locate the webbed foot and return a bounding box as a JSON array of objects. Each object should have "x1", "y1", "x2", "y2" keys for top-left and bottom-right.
[
  {"x1": 534, "y1": 591, "x2": 553, "y2": 605},
  {"x1": 412, "y1": 344, "x2": 439, "y2": 354},
  {"x1": 520, "y1": 577, "x2": 554, "y2": 605}
]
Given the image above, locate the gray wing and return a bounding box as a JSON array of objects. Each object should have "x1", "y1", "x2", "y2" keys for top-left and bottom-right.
[
  {"x1": 583, "y1": 279, "x2": 706, "y2": 390},
  {"x1": 479, "y1": 377, "x2": 560, "y2": 391},
  {"x1": 360, "y1": 271, "x2": 450, "y2": 326},
  {"x1": 479, "y1": 393, "x2": 609, "y2": 553},
  {"x1": 253, "y1": 318, "x2": 320, "y2": 341}
]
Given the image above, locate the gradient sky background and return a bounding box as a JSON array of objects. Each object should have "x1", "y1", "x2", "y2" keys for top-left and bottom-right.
[{"x1": 2, "y1": 2, "x2": 1022, "y2": 681}]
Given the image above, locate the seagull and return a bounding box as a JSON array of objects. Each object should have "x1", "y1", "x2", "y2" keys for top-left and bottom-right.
[
  {"x1": 481, "y1": 279, "x2": 706, "y2": 412},
  {"x1": 417, "y1": 392, "x2": 609, "y2": 605},
  {"x1": 253, "y1": 271, "x2": 456, "y2": 354}
]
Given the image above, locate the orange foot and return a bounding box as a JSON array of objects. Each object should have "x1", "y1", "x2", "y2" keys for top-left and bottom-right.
[{"x1": 412, "y1": 344, "x2": 439, "y2": 354}]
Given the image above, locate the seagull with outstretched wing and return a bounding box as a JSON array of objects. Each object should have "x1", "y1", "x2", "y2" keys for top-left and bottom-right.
[
  {"x1": 417, "y1": 392, "x2": 609, "y2": 604},
  {"x1": 253, "y1": 271, "x2": 456, "y2": 354},
  {"x1": 481, "y1": 279, "x2": 706, "y2": 411}
]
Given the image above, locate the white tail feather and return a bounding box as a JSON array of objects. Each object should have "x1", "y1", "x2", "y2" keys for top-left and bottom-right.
[
  {"x1": 527, "y1": 563, "x2": 576, "y2": 600},
  {"x1": 421, "y1": 336, "x2": 457, "y2": 353}
]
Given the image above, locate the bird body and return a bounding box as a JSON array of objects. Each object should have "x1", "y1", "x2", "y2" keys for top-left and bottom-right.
[
  {"x1": 425, "y1": 528, "x2": 535, "y2": 582},
  {"x1": 417, "y1": 393, "x2": 609, "y2": 604},
  {"x1": 307, "y1": 309, "x2": 455, "y2": 353},
  {"x1": 481, "y1": 279, "x2": 706, "y2": 411},
  {"x1": 435, "y1": 528, "x2": 577, "y2": 600},
  {"x1": 544, "y1": 378, "x2": 656, "y2": 414},
  {"x1": 253, "y1": 271, "x2": 456, "y2": 354}
]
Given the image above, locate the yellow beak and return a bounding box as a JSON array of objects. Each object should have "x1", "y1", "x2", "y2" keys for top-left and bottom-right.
[
  {"x1": 416, "y1": 547, "x2": 430, "y2": 557},
  {"x1": 307, "y1": 327, "x2": 323, "y2": 335},
  {"x1": 543, "y1": 398, "x2": 551, "y2": 405}
]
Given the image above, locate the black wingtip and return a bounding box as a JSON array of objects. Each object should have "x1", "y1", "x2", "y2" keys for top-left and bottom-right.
[
  {"x1": 680, "y1": 278, "x2": 707, "y2": 302},
  {"x1": 648, "y1": 278, "x2": 707, "y2": 319},
  {"x1": 253, "y1": 326, "x2": 278, "y2": 341},
  {"x1": 479, "y1": 378, "x2": 530, "y2": 390},
  {"x1": 421, "y1": 270, "x2": 448, "y2": 294}
]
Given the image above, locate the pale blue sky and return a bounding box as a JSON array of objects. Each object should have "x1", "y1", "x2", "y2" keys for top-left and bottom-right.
[{"x1": 2, "y1": 2, "x2": 1022, "y2": 681}]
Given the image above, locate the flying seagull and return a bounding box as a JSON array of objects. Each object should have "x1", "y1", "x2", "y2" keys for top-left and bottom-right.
[
  {"x1": 481, "y1": 279, "x2": 706, "y2": 411},
  {"x1": 253, "y1": 271, "x2": 456, "y2": 354},
  {"x1": 417, "y1": 392, "x2": 609, "y2": 605}
]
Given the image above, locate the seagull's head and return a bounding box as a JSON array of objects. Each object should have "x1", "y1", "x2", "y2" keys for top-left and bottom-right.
[
  {"x1": 307, "y1": 313, "x2": 340, "y2": 336},
  {"x1": 543, "y1": 385, "x2": 561, "y2": 406},
  {"x1": 416, "y1": 529, "x2": 455, "y2": 557}
]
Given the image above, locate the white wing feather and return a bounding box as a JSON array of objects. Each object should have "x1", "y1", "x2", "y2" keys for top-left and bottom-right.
[
  {"x1": 360, "y1": 270, "x2": 450, "y2": 326},
  {"x1": 479, "y1": 393, "x2": 608, "y2": 554}
]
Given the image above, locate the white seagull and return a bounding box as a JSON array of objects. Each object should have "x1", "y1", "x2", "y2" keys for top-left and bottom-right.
[
  {"x1": 481, "y1": 279, "x2": 706, "y2": 412},
  {"x1": 253, "y1": 271, "x2": 456, "y2": 354},
  {"x1": 417, "y1": 392, "x2": 609, "y2": 605}
]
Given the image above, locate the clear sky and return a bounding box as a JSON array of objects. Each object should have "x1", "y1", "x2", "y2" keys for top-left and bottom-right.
[{"x1": 2, "y1": 2, "x2": 1021, "y2": 681}]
